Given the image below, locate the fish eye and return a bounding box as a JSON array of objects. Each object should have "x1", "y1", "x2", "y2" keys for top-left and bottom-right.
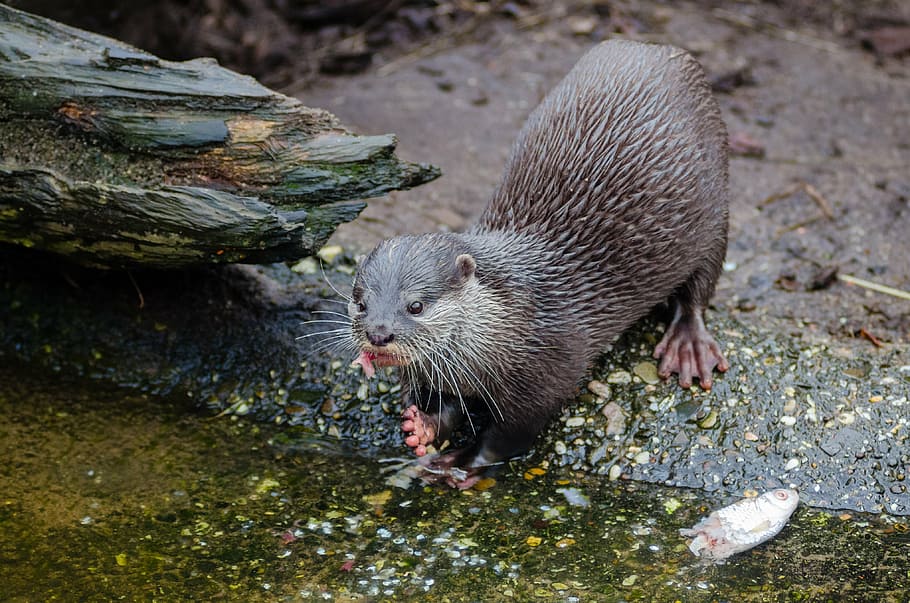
[
  {"x1": 774, "y1": 490, "x2": 788, "y2": 500},
  {"x1": 407, "y1": 301, "x2": 424, "y2": 315},
  {"x1": 356, "y1": 301, "x2": 366, "y2": 313}
]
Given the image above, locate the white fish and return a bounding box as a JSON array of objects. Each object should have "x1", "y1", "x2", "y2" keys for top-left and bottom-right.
[{"x1": 679, "y1": 489, "x2": 799, "y2": 561}]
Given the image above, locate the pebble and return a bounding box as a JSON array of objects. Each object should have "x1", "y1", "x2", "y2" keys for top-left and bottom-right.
[
  {"x1": 632, "y1": 361, "x2": 660, "y2": 384},
  {"x1": 608, "y1": 464, "x2": 622, "y2": 481},
  {"x1": 567, "y1": 15, "x2": 598, "y2": 35},
  {"x1": 587, "y1": 380, "x2": 611, "y2": 399},
  {"x1": 316, "y1": 245, "x2": 343, "y2": 263},
  {"x1": 606, "y1": 370, "x2": 632, "y2": 385},
  {"x1": 785, "y1": 458, "x2": 800, "y2": 471},
  {"x1": 779, "y1": 415, "x2": 797, "y2": 426},
  {"x1": 663, "y1": 498, "x2": 682, "y2": 514},
  {"x1": 697, "y1": 409, "x2": 719, "y2": 429},
  {"x1": 601, "y1": 402, "x2": 627, "y2": 436},
  {"x1": 290, "y1": 257, "x2": 318, "y2": 274},
  {"x1": 565, "y1": 417, "x2": 586, "y2": 428},
  {"x1": 633, "y1": 451, "x2": 650, "y2": 465}
]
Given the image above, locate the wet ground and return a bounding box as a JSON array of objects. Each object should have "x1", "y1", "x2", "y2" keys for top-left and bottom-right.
[{"x1": 2, "y1": 0, "x2": 910, "y2": 600}]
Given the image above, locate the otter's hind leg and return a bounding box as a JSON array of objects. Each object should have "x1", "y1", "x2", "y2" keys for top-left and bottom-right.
[
  {"x1": 654, "y1": 265, "x2": 729, "y2": 390},
  {"x1": 425, "y1": 408, "x2": 551, "y2": 489}
]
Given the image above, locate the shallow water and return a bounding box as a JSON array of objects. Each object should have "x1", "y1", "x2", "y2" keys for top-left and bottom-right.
[{"x1": 2, "y1": 367, "x2": 908, "y2": 602}]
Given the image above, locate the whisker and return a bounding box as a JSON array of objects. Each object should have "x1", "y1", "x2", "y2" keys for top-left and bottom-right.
[
  {"x1": 312, "y1": 339, "x2": 355, "y2": 355},
  {"x1": 299, "y1": 319, "x2": 352, "y2": 326},
  {"x1": 320, "y1": 260, "x2": 353, "y2": 302},
  {"x1": 418, "y1": 353, "x2": 446, "y2": 429},
  {"x1": 310, "y1": 309, "x2": 352, "y2": 319},
  {"x1": 409, "y1": 340, "x2": 440, "y2": 419},
  {"x1": 295, "y1": 329, "x2": 349, "y2": 340},
  {"x1": 426, "y1": 347, "x2": 475, "y2": 437},
  {"x1": 408, "y1": 352, "x2": 432, "y2": 413},
  {"x1": 307, "y1": 332, "x2": 353, "y2": 344},
  {"x1": 450, "y1": 354, "x2": 505, "y2": 423}
]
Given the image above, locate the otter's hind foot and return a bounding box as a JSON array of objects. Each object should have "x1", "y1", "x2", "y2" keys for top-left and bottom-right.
[
  {"x1": 402, "y1": 405, "x2": 437, "y2": 457},
  {"x1": 654, "y1": 308, "x2": 729, "y2": 390},
  {"x1": 419, "y1": 451, "x2": 484, "y2": 490}
]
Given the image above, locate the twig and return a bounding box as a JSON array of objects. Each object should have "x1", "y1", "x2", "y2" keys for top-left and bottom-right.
[
  {"x1": 838, "y1": 274, "x2": 910, "y2": 302},
  {"x1": 761, "y1": 182, "x2": 836, "y2": 237},
  {"x1": 858, "y1": 327, "x2": 884, "y2": 348},
  {"x1": 126, "y1": 270, "x2": 145, "y2": 309},
  {"x1": 803, "y1": 183, "x2": 834, "y2": 219},
  {"x1": 760, "y1": 182, "x2": 835, "y2": 218},
  {"x1": 775, "y1": 214, "x2": 824, "y2": 237},
  {"x1": 759, "y1": 183, "x2": 802, "y2": 207}
]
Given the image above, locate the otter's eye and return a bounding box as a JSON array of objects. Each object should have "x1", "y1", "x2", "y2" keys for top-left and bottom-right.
[{"x1": 407, "y1": 301, "x2": 424, "y2": 315}]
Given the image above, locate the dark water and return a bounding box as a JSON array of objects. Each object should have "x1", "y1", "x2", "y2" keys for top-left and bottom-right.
[{"x1": 1, "y1": 368, "x2": 908, "y2": 602}]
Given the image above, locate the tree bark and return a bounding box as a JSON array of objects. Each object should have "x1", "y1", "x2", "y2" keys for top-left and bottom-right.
[{"x1": 0, "y1": 5, "x2": 439, "y2": 268}]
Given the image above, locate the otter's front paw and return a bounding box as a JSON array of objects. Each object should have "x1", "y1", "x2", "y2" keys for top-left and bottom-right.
[{"x1": 401, "y1": 405, "x2": 437, "y2": 457}]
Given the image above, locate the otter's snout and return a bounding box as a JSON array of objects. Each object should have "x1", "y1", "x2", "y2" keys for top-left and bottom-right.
[{"x1": 365, "y1": 325, "x2": 395, "y2": 347}]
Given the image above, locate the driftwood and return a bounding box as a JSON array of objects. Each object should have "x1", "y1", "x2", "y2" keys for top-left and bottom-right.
[{"x1": 0, "y1": 5, "x2": 439, "y2": 268}]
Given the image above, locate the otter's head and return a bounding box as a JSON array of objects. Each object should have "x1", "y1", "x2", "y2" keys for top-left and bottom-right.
[{"x1": 348, "y1": 234, "x2": 477, "y2": 377}]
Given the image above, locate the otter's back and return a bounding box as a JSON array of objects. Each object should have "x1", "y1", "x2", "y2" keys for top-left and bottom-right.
[
  {"x1": 473, "y1": 40, "x2": 728, "y2": 337},
  {"x1": 477, "y1": 40, "x2": 727, "y2": 235}
]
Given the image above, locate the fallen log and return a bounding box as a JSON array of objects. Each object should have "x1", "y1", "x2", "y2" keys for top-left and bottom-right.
[{"x1": 0, "y1": 5, "x2": 439, "y2": 268}]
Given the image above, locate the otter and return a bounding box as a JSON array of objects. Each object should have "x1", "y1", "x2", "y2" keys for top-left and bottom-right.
[{"x1": 348, "y1": 40, "x2": 730, "y2": 488}]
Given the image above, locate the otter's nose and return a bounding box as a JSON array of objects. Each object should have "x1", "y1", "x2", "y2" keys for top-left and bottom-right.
[{"x1": 366, "y1": 328, "x2": 395, "y2": 347}]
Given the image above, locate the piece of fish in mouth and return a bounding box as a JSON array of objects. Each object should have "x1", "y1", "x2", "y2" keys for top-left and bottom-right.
[
  {"x1": 352, "y1": 349, "x2": 405, "y2": 378},
  {"x1": 351, "y1": 350, "x2": 376, "y2": 378},
  {"x1": 679, "y1": 488, "x2": 799, "y2": 562}
]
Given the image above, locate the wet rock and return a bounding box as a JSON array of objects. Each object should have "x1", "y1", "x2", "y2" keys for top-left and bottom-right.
[
  {"x1": 587, "y1": 380, "x2": 611, "y2": 399},
  {"x1": 633, "y1": 361, "x2": 660, "y2": 384},
  {"x1": 601, "y1": 402, "x2": 627, "y2": 436},
  {"x1": 606, "y1": 370, "x2": 632, "y2": 385}
]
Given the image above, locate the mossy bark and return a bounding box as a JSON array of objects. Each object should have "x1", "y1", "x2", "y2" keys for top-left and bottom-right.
[{"x1": 0, "y1": 5, "x2": 439, "y2": 268}]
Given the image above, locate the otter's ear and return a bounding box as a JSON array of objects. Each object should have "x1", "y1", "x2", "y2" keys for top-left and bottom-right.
[{"x1": 455, "y1": 253, "x2": 476, "y2": 283}]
